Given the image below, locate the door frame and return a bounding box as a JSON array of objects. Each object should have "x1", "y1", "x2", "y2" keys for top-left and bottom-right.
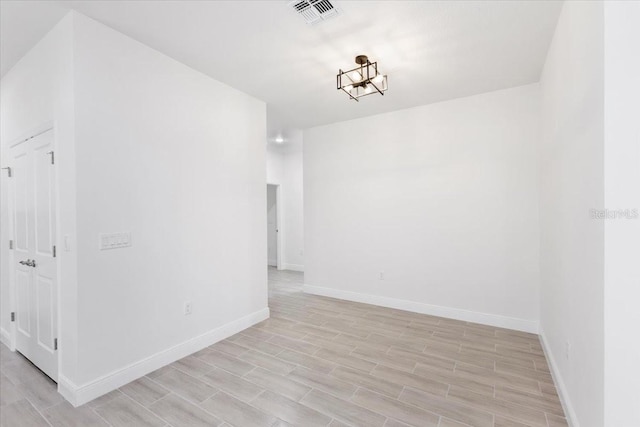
[
  {"x1": 4, "y1": 121, "x2": 60, "y2": 379},
  {"x1": 266, "y1": 183, "x2": 282, "y2": 270}
]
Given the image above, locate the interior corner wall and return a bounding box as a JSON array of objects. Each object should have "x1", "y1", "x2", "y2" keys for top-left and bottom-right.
[
  {"x1": 68, "y1": 12, "x2": 268, "y2": 400},
  {"x1": 538, "y1": 1, "x2": 605, "y2": 426},
  {"x1": 303, "y1": 83, "x2": 541, "y2": 332},
  {"x1": 0, "y1": 13, "x2": 79, "y2": 383},
  {"x1": 603, "y1": 1, "x2": 640, "y2": 425},
  {"x1": 266, "y1": 131, "x2": 304, "y2": 271}
]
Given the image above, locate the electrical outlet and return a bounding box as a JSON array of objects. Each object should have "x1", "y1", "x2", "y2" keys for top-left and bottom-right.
[
  {"x1": 184, "y1": 302, "x2": 193, "y2": 315},
  {"x1": 379, "y1": 271, "x2": 385, "y2": 280},
  {"x1": 565, "y1": 341, "x2": 571, "y2": 360}
]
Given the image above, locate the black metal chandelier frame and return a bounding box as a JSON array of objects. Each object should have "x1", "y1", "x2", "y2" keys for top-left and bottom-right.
[{"x1": 337, "y1": 55, "x2": 388, "y2": 101}]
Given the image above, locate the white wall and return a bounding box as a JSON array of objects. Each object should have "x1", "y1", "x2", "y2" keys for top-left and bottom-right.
[
  {"x1": 3, "y1": 11, "x2": 268, "y2": 405},
  {"x1": 71, "y1": 12, "x2": 267, "y2": 393},
  {"x1": 266, "y1": 131, "x2": 304, "y2": 271},
  {"x1": 266, "y1": 141, "x2": 285, "y2": 185},
  {"x1": 281, "y1": 137, "x2": 304, "y2": 270},
  {"x1": 603, "y1": 2, "x2": 640, "y2": 425},
  {"x1": 538, "y1": 2, "x2": 604, "y2": 426},
  {"x1": 0, "y1": 14, "x2": 79, "y2": 377},
  {"x1": 304, "y1": 84, "x2": 541, "y2": 332}
]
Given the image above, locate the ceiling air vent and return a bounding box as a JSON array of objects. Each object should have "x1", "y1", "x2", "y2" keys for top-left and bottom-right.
[{"x1": 289, "y1": 0, "x2": 340, "y2": 24}]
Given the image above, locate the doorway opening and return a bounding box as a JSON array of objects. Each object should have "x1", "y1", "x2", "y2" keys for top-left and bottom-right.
[{"x1": 267, "y1": 183, "x2": 281, "y2": 269}]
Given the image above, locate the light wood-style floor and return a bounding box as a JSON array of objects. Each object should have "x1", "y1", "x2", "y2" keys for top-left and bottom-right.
[{"x1": 0, "y1": 268, "x2": 567, "y2": 427}]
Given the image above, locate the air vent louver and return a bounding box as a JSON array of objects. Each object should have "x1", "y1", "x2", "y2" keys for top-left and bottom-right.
[{"x1": 289, "y1": 0, "x2": 340, "y2": 24}]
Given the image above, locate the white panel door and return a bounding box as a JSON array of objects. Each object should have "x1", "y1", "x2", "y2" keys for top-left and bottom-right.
[{"x1": 10, "y1": 128, "x2": 58, "y2": 381}]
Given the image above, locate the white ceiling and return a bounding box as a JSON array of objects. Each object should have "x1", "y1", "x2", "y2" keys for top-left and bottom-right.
[{"x1": 1, "y1": 0, "x2": 562, "y2": 139}]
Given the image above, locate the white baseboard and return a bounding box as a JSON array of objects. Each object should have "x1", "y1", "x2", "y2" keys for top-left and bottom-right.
[
  {"x1": 303, "y1": 284, "x2": 538, "y2": 333},
  {"x1": 0, "y1": 327, "x2": 11, "y2": 349},
  {"x1": 282, "y1": 263, "x2": 304, "y2": 272},
  {"x1": 59, "y1": 307, "x2": 270, "y2": 407},
  {"x1": 539, "y1": 329, "x2": 579, "y2": 427}
]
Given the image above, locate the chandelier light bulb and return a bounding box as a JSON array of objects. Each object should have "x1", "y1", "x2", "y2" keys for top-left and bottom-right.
[
  {"x1": 344, "y1": 84, "x2": 353, "y2": 92},
  {"x1": 351, "y1": 71, "x2": 362, "y2": 81},
  {"x1": 373, "y1": 74, "x2": 384, "y2": 83},
  {"x1": 364, "y1": 85, "x2": 372, "y2": 94}
]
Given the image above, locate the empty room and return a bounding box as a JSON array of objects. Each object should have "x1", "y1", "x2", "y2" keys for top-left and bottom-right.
[{"x1": 0, "y1": 1, "x2": 638, "y2": 426}]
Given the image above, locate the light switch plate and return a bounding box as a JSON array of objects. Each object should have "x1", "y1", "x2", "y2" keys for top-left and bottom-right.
[{"x1": 99, "y1": 232, "x2": 132, "y2": 250}]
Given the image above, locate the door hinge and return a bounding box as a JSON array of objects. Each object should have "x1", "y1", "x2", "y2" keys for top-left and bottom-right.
[
  {"x1": 53, "y1": 245, "x2": 57, "y2": 258},
  {"x1": 9, "y1": 240, "x2": 14, "y2": 249},
  {"x1": 11, "y1": 312, "x2": 15, "y2": 322},
  {"x1": 1, "y1": 167, "x2": 11, "y2": 177},
  {"x1": 47, "y1": 151, "x2": 55, "y2": 165},
  {"x1": 54, "y1": 338, "x2": 58, "y2": 351}
]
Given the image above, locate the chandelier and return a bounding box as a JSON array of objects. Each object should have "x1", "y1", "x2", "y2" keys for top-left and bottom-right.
[{"x1": 337, "y1": 55, "x2": 388, "y2": 101}]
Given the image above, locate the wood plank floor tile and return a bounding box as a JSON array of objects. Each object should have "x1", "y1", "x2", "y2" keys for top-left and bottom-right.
[
  {"x1": 208, "y1": 340, "x2": 249, "y2": 357},
  {"x1": 413, "y1": 363, "x2": 495, "y2": 397},
  {"x1": 495, "y1": 362, "x2": 554, "y2": 384},
  {"x1": 43, "y1": 401, "x2": 109, "y2": 427},
  {"x1": 148, "y1": 394, "x2": 223, "y2": 426},
  {"x1": 0, "y1": 373, "x2": 24, "y2": 407},
  {"x1": 197, "y1": 349, "x2": 256, "y2": 376},
  {"x1": 15, "y1": 374, "x2": 64, "y2": 410},
  {"x1": 238, "y1": 350, "x2": 297, "y2": 375},
  {"x1": 446, "y1": 386, "x2": 548, "y2": 427},
  {"x1": 371, "y1": 365, "x2": 449, "y2": 397},
  {"x1": 330, "y1": 366, "x2": 404, "y2": 398},
  {"x1": 277, "y1": 349, "x2": 337, "y2": 374},
  {"x1": 231, "y1": 334, "x2": 285, "y2": 355},
  {"x1": 438, "y1": 418, "x2": 474, "y2": 427},
  {"x1": 1, "y1": 399, "x2": 51, "y2": 427},
  {"x1": 244, "y1": 367, "x2": 312, "y2": 402},
  {"x1": 301, "y1": 389, "x2": 387, "y2": 427},
  {"x1": 454, "y1": 362, "x2": 541, "y2": 394},
  {"x1": 389, "y1": 346, "x2": 456, "y2": 371},
  {"x1": 171, "y1": 355, "x2": 215, "y2": 377},
  {"x1": 268, "y1": 334, "x2": 321, "y2": 355},
  {"x1": 86, "y1": 389, "x2": 124, "y2": 408},
  {"x1": 399, "y1": 386, "x2": 493, "y2": 427},
  {"x1": 252, "y1": 390, "x2": 332, "y2": 427},
  {"x1": 152, "y1": 369, "x2": 217, "y2": 404},
  {"x1": 94, "y1": 395, "x2": 165, "y2": 427},
  {"x1": 351, "y1": 388, "x2": 440, "y2": 427},
  {"x1": 200, "y1": 391, "x2": 277, "y2": 427},
  {"x1": 383, "y1": 419, "x2": 413, "y2": 427},
  {"x1": 200, "y1": 366, "x2": 264, "y2": 402},
  {"x1": 494, "y1": 384, "x2": 564, "y2": 416},
  {"x1": 315, "y1": 347, "x2": 377, "y2": 372},
  {"x1": 287, "y1": 366, "x2": 357, "y2": 400},
  {"x1": 119, "y1": 376, "x2": 170, "y2": 407},
  {"x1": 351, "y1": 346, "x2": 416, "y2": 372},
  {"x1": 494, "y1": 414, "x2": 532, "y2": 427}
]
